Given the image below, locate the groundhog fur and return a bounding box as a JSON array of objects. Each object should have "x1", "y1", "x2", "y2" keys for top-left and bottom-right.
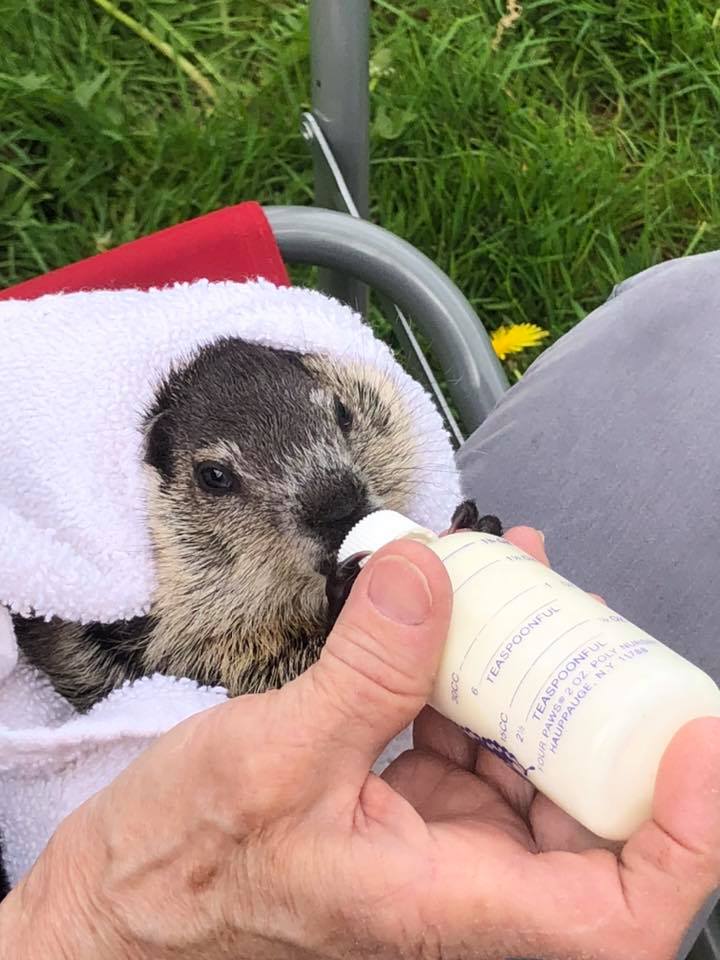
[{"x1": 13, "y1": 337, "x2": 501, "y2": 712}]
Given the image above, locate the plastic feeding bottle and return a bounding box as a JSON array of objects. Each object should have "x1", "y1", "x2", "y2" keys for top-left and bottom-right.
[{"x1": 338, "y1": 510, "x2": 720, "y2": 840}]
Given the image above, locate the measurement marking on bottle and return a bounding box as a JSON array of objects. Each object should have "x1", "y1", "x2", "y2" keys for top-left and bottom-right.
[
  {"x1": 436, "y1": 540, "x2": 478, "y2": 566},
  {"x1": 438, "y1": 535, "x2": 513, "y2": 570},
  {"x1": 523, "y1": 632, "x2": 605, "y2": 721},
  {"x1": 459, "y1": 583, "x2": 542, "y2": 672},
  {"x1": 508, "y1": 620, "x2": 595, "y2": 711},
  {"x1": 452, "y1": 558, "x2": 502, "y2": 595},
  {"x1": 479, "y1": 595, "x2": 559, "y2": 681}
]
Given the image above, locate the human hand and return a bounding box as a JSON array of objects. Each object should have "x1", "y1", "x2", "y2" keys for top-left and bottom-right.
[
  {"x1": 384, "y1": 527, "x2": 720, "y2": 958},
  {"x1": 2, "y1": 529, "x2": 719, "y2": 960}
]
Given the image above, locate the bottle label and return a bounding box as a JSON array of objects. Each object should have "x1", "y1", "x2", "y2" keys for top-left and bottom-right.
[{"x1": 430, "y1": 534, "x2": 661, "y2": 784}]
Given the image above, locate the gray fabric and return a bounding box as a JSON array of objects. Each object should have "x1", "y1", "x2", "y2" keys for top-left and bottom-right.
[
  {"x1": 458, "y1": 249, "x2": 720, "y2": 681},
  {"x1": 459, "y1": 250, "x2": 720, "y2": 959},
  {"x1": 681, "y1": 891, "x2": 720, "y2": 960}
]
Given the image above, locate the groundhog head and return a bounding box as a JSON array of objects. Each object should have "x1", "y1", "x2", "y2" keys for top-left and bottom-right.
[{"x1": 140, "y1": 337, "x2": 418, "y2": 694}]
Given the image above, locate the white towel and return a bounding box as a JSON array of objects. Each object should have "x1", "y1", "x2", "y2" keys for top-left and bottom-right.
[{"x1": 0, "y1": 279, "x2": 461, "y2": 888}]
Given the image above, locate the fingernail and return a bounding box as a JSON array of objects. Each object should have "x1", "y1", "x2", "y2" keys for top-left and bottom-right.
[
  {"x1": 538, "y1": 530, "x2": 546, "y2": 544},
  {"x1": 368, "y1": 556, "x2": 433, "y2": 625}
]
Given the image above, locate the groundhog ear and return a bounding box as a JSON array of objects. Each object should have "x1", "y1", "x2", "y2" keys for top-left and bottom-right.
[{"x1": 143, "y1": 410, "x2": 174, "y2": 481}]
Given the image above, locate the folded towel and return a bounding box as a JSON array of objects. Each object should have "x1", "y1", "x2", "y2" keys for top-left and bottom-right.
[{"x1": 0, "y1": 279, "x2": 461, "y2": 888}]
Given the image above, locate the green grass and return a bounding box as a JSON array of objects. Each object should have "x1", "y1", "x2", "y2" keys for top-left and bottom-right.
[{"x1": 2, "y1": 0, "x2": 719, "y2": 376}]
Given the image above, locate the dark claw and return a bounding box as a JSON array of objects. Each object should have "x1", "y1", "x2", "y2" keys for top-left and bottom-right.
[
  {"x1": 325, "y1": 552, "x2": 370, "y2": 634},
  {"x1": 450, "y1": 499, "x2": 503, "y2": 537},
  {"x1": 450, "y1": 499, "x2": 480, "y2": 531}
]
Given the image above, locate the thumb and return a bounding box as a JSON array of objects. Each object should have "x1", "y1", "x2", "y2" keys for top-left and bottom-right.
[
  {"x1": 620, "y1": 717, "x2": 720, "y2": 953},
  {"x1": 290, "y1": 538, "x2": 452, "y2": 783}
]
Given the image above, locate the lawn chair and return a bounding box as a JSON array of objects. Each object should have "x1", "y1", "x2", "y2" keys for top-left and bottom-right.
[
  {"x1": 0, "y1": 1, "x2": 508, "y2": 447},
  {"x1": 0, "y1": 200, "x2": 506, "y2": 447},
  {"x1": 1, "y1": 2, "x2": 716, "y2": 956}
]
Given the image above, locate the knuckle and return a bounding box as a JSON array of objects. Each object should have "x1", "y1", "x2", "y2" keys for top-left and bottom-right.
[{"x1": 322, "y1": 620, "x2": 427, "y2": 703}]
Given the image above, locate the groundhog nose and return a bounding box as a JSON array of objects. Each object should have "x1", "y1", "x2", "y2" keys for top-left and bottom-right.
[{"x1": 301, "y1": 472, "x2": 372, "y2": 553}]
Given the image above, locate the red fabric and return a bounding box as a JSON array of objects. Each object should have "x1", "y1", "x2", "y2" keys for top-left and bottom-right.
[{"x1": 0, "y1": 202, "x2": 290, "y2": 301}]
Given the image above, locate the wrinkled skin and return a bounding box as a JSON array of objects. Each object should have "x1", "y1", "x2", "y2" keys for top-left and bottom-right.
[{"x1": 3, "y1": 529, "x2": 719, "y2": 960}]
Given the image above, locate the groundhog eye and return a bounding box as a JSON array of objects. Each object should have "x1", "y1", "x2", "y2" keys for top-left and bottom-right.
[
  {"x1": 334, "y1": 396, "x2": 354, "y2": 434},
  {"x1": 195, "y1": 461, "x2": 237, "y2": 496}
]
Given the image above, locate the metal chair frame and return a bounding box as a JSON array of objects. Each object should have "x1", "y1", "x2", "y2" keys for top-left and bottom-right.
[{"x1": 279, "y1": 0, "x2": 509, "y2": 446}]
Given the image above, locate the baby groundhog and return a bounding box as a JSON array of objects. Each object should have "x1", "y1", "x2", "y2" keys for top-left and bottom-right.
[{"x1": 12, "y1": 337, "x2": 501, "y2": 712}]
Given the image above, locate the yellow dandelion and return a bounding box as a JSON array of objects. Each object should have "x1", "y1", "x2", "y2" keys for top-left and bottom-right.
[{"x1": 490, "y1": 323, "x2": 550, "y2": 360}]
